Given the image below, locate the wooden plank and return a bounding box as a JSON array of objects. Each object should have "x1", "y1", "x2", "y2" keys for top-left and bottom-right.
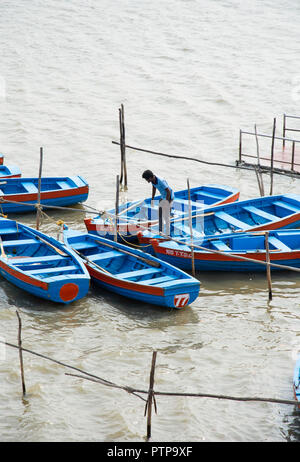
[
  {"x1": 211, "y1": 240, "x2": 231, "y2": 251},
  {"x1": 243, "y1": 205, "x2": 278, "y2": 221},
  {"x1": 88, "y1": 251, "x2": 124, "y2": 261},
  {"x1": 268, "y1": 236, "x2": 291, "y2": 252},
  {"x1": 10, "y1": 255, "x2": 65, "y2": 265},
  {"x1": 27, "y1": 265, "x2": 78, "y2": 275},
  {"x1": 214, "y1": 211, "x2": 248, "y2": 230},
  {"x1": 3, "y1": 239, "x2": 37, "y2": 247},
  {"x1": 273, "y1": 201, "x2": 300, "y2": 213},
  {"x1": 117, "y1": 267, "x2": 162, "y2": 279}
]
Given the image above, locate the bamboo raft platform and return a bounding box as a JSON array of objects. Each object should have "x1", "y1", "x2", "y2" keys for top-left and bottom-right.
[{"x1": 236, "y1": 114, "x2": 300, "y2": 177}]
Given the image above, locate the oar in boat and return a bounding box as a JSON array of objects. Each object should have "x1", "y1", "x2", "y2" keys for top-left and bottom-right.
[
  {"x1": 72, "y1": 248, "x2": 112, "y2": 275},
  {"x1": 24, "y1": 228, "x2": 69, "y2": 257},
  {"x1": 94, "y1": 238, "x2": 161, "y2": 268},
  {"x1": 0, "y1": 236, "x2": 6, "y2": 258}
]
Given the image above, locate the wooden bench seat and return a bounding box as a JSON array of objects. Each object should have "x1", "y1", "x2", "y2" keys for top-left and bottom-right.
[
  {"x1": 243, "y1": 205, "x2": 278, "y2": 222},
  {"x1": 88, "y1": 251, "x2": 124, "y2": 261},
  {"x1": 268, "y1": 236, "x2": 291, "y2": 252},
  {"x1": 23, "y1": 182, "x2": 38, "y2": 193},
  {"x1": 139, "y1": 275, "x2": 174, "y2": 285},
  {"x1": 273, "y1": 201, "x2": 300, "y2": 214},
  {"x1": 3, "y1": 239, "x2": 37, "y2": 247},
  {"x1": 117, "y1": 267, "x2": 162, "y2": 280},
  {"x1": 71, "y1": 241, "x2": 99, "y2": 251},
  {"x1": 27, "y1": 265, "x2": 78, "y2": 275},
  {"x1": 214, "y1": 211, "x2": 248, "y2": 230},
  {"x1": 194, "y1": 191, "x2": 222, "y2": 200},
  {"x1": 211, "y1": 240, "x2": 231, "y2": 251},
  {"x1": 10, "y1": 255, "x2": 65, "y2": 265}
]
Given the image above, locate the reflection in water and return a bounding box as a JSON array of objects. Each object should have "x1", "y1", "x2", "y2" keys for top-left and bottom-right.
[{"x1": 285, "y1": 409, "x2": 300, "y2": 442}]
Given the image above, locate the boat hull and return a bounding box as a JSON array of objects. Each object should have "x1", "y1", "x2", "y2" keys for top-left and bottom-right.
[
  {"x1": 0, "y1": 165, "x2": 21, "y2": 178},
  {"x1": 0, "y1": 176, "x2": 89, "y2": 213},
  {"x1": 293, "y1": 354, "x2": 300, "y2": 409},
  {"x1": 88, "y1": 265, "x2": 199, "y2": 308},
  {"x1": 84, "y1": 184, "x2": 240, "y2": 243},
  {"x1": 139, "y1": 194, "x2": 300, "y2": 246},
  {"x1": 64, "y1": 228, "x2": 200, "y2": 309},
  {"x1": 0, "y1": 219, "x2": 90, "y2": 303},
  {"x1": 151, "y1": 229, "x2": 300, "y2": 272}
]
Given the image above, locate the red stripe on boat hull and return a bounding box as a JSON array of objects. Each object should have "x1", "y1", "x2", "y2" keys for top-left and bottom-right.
[
  {"x1": 0, "y1": 259, "x2": 48, "y2": 290},
  {"x1": 153, "y1": 245, "x2": 300, "y2": 263},
  {"x1": 217, "y1": 192, "x2": 240, "y2": 205},
  {"x1": 86, "y1": 265, "x2": 164, "y2": 296},
  {"x1": 3, "y1": 185, "x2": 89, "y2": 203}
]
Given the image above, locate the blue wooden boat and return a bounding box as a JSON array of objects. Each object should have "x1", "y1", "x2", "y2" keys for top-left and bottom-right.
[
  {"x1": 0, "y1": 165, "x2": 21, "y2": 178},
  {"x1": 0, "y1": 218, "x2": 90, "y2": 303},
  {"x1": 0, "y1": 176, "x2": 89, "y2": 213},
  {"x1": 84, "y1": 184, "x2": 239, "y2": 243},
  {"x1": 138, "y1": 194, "x2": 300, "y2": 248},
  {"x1": 293, "y1": 353, "x2": 300, "y2": 408},
  {"x1": 63, "y1": 226, "x2": 200, "y2": 309},
  {"x1": 150, "y1": 229, "x2": 300, "y2": 272}
]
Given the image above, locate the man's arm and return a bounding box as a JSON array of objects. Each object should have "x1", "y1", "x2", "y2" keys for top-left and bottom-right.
[
  {"x1": 152, "y1": 185, "x2": 156, "y2": 200},
  {"x1": 165, "y1": 188, "x2": 171, "y2": 202}
]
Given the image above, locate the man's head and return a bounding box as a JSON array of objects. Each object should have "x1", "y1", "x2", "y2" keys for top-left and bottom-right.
[{"x1": 142, "y1": 170, "x2": 155, "y2": 183}]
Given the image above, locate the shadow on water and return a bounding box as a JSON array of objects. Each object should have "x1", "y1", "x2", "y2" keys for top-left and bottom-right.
[
  {"x1": 0, "y1": 278, "x2": 87, "y2": 318},
  {"x1": 285, "y1": 408, "x2": 300, "y2": 442},
  {"x1": 89, "y1": 281, "x2": 200, "y2": 327}
]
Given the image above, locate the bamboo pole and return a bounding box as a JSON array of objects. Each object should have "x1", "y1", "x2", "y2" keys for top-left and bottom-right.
[
  {"x1": 187, "y1": 179, "x2": 195, "y2": 276},
  {"x1": 269, "y1": 118, "x2": 276, "y2": 196},
  {"x1": 1, "y1": 339, "x2": 299, "y2": 408},
  {"x1": 254, "y1": 124, "x2": 264, "y2": 196},
  {"x1": 112, "y1": 140, "x2": 300, "y2": 178},
  {"x1": 114, "y1": 175, "x2": 119, "y2": 242},
  {"x1": 264, "y1": 232, "x2": 272, "y2": 301},
  {"x1": 16, "y1": 310, "x2": 26, "y2": 396},
  {"x1": 36, "y1": 147, "x2": 43, "y2": 230},
  {"x1": 144, "y1": 351, "x2": 157, "y2": 441},
  {"x1": 119, "y1": 104, "x2": 127, "y2": 191},
  {"x1": 291, "y1": 141, "x2": 295, "y2": 171}
]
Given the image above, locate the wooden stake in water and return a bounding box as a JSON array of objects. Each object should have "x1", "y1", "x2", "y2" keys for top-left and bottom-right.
[
  {"x1": 36, "y1": 147, "x2": 43, "y2": 230},
  {"x1": 269, "y1": 118, "x2": 276, "y2": 196},
  {"x1": 144, "y1": 351, "x2": 157, "y2": 442},
  {"x1": 16, "y1": 310, "x2": 26, "y2": 396},
  {"x1": 254, "y1": 124, "x2": 264, "y2": 196},
  {"x1": 265, "y1": 231, "x2": 272, "y2": 301},
  {"x1": 187, "y1": 179, "x2": 195, "y2": 277},
  {"x1": 119, "y1": 104, "x2": 127, "y2": 191},
  {"x1": 114, "y1": 175, "x2": 120, "y2": 242}
]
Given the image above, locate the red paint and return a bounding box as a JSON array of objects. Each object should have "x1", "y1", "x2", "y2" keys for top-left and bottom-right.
[
  {"x1": 87, "y1": 265, "x2": 164, "y2": 296},
  {"x1": 1, "y1": 174, "x2": 21, "y2": 179},
  {"x1": 4, "y1": 185, "x2": 89, "y2": 203},
  {"x1": 152, "y1": 241, "x2": 300, "y2": 263},
  {"x1": 84, "y1": 217, "x2": 154, "y2": 236},
  {"x1": 218, "y1": 192, "x2": 240, "y2": 205},
  {"x1": 0, "y1": 259, "x2": 48, "y2": 290},
  {"x1": 84, "y1": 191, "x2": 239, "y2": 236},
  {"x1": 59, "y1": 283, "x2": 79, "y2": 302}
]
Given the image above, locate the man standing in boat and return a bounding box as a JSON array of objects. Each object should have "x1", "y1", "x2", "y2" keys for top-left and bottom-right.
[{"x1": 142, "y1": 170, "x2": 174, "y2": 236}]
